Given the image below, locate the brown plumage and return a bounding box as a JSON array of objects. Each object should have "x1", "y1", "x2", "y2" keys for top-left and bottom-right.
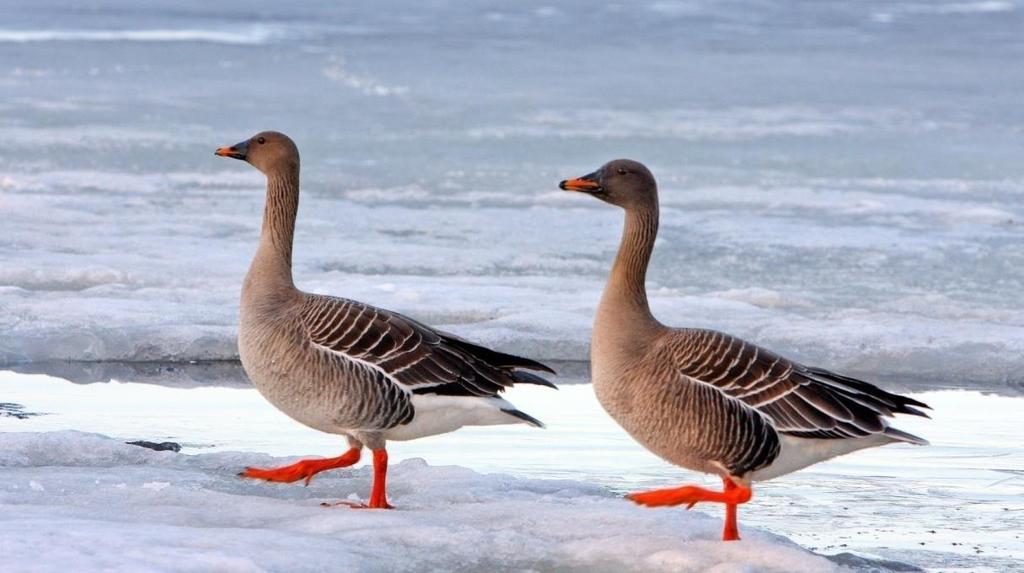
[
  {"x1": 214, "y1": 131, "x2": 554, "y2": 508},
  {"x1": 561, "y1": 159, "x2": 929, "y2": 540}
]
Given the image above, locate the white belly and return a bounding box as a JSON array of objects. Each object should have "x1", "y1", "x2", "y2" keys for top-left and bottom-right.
[
  {"x1": 383, "y1": 395, "x2": 525, "y2": 441},
  {"x1": 750, "y1": 434, "x2": 894, "y2": 482}
]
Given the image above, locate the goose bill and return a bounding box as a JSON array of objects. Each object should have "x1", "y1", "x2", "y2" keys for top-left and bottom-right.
[
  {"x1": 559, "y1": 174, "x2": 602, "y2": 194},
  {"x1": 214, "y1": 140, "x2": 249, "y2": 160}
]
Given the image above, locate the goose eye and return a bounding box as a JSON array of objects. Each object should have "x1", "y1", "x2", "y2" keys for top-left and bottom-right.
[
  {"x1": 617, "y1": 168, "x2": 628, "y2": 175},
  {"x1": 257, "y1": 136, "x2": 266, "y2": 144}
]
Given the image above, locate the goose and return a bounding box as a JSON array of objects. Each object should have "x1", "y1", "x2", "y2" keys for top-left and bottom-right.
[
  {"x1": 559, "y1": 159, "x2": 929, "y2": 540},
  {"x1": 214, "y1": 131, "x2": 555, "y2": 508}
]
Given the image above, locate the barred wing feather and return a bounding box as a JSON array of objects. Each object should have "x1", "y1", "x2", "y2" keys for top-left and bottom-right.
[
  {"x1": 300, "y1": 294, "x2": 555, "y2": 397},
  {"x1": 670, "y1": 329, "x2": 930, "y2": 442}
]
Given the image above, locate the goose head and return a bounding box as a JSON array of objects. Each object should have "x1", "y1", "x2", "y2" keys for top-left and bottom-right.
[
  {"x1": 559, "y1": 159, "x2": 657, "y2": 210},
  {"x1": 215, "y1": 131, "x2": 299, "y2": 175}
]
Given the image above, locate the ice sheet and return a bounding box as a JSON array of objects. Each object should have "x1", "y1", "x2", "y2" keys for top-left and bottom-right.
[
  {"x1": 2, "y1": 371, "x2": 1021, "y2": 571},
  {"x1": 0, "y1": 431, "x2": 842, "y2": 573},
  {"x1": 2, "y1": 0, "x2": 1023, "y2": 384}
]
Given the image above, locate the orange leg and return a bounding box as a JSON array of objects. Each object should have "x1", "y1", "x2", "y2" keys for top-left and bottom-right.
[
  {"x1": 722, "y1": 478, "x2": 741, "y2": 541},
  {"x1": 626, "y1": 476, "x2": 752, "y2": 541},
  {"x1": 322, "y1": 448, "x2": 394, "y2": 510},
  {"x1": 367, "y1": 449, "x2": 393, "y2": 509},
  {"x1": 240, "y1": 447, "x2": 361, "y2": 486}
]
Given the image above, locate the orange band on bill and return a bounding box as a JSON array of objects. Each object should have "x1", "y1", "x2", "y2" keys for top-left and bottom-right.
[{"x1": 560, "y1": 177, "x2": 601, "y2": 191}]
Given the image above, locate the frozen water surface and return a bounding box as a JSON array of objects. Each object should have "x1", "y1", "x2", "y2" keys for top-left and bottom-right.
[
  {"x1": 2, "y1": 0, "x2": 1023, "y2": 571},
  {"x1": 1, "y1": 431, "x2": 840, "y2": 573},
  {"x1": 1, "y1": 0, "x2": 1023, "y2": 383},
  {"x1": 1, "y1": 369, "x2": 1022, "y2": 572}
]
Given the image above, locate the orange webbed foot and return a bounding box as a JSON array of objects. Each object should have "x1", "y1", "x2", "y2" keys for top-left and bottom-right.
[
  {"x1": 626, "y1": 485, "x2": 715, "y2": 508},
  {"x1": 627, "y1": 478, "x2": 752, "y2": 542},
  {"x1": 239, "y1": 448, "x2": 361, "y2": 486},
  {"x1": 626, "y1": 481, "x2": 751, "y2": 509}
]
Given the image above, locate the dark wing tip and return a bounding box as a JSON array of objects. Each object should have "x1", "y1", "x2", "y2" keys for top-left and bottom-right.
[
  {"x1": 501, "y1": 408, "x2": 545, "y2": 428},
  {"x1": 526, "y1": 360, "x2": 557, "y2": 375},
  {"x1": 433, "y1": 330, "x2": 556, "y2": 374},
  {"x1": 512, "y1": 370, "x2": 558, "y2": 390},
  {"x1": 502, "y1": 355, "x2": 556, "y2": 375},
  {"x1": 901, "y1": 395, "x2": 932, "y2": 410},
  {"x1": 903, "y1": 405, "x2": 931, "y2": 419},
  {"x1": 890, "y1": 393, "x2": 931, "y2": 418},
  {"x1": 804, "y1": 366, "x2": 932, "y2": 417}
]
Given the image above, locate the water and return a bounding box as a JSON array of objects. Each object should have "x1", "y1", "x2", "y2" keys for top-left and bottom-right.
[
  {"x1": 2, "y1": 367, "x2": 1022, "y2": 571},
  {"x1": 1, "y1": 0, "x2": 1023, "y2": 385}
]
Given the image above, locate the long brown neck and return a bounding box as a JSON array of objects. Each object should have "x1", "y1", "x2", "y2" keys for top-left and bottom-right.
[
  {"x1": 247, "y1": 166, "x2": 299, "y2": 292},
  {"x1": 594, "y1": 200, "x2": 662, "y2": 356}
]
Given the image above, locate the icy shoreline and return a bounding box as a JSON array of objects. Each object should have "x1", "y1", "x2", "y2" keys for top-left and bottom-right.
[
  {"x1": 0, "y1": 431, "x2": 850, "y2": 573},
  {"x1": 3, "y1": 262, "x2": 1023, "y2": 386},
  {"x1": 2, "y1": 374, "x2": 1020, "y2": 572},
  {"x1": 2, "y1": 172, "x2": 1022, "y2": 384},
  {"x1": 5, "y1": 358, "x2": 1023, "y2": 398}
]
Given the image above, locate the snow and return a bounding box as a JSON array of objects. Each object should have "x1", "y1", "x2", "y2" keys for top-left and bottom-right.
[
  {"x1": 0, "y1": 431, "x2": 841, "y2": 573},
  {"x1": 2, "y1": 372, "x2": 1020, "y2": 571}
]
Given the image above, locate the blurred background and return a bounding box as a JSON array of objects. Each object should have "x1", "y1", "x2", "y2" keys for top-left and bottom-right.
[{"x1": 1, "y1": 0, "x2": 1022, "y2": 388}]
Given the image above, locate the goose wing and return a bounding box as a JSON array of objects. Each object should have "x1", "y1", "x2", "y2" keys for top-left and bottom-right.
[
  {"x1": 299, "y1": 294, "x2": 555, "y2": 398},
  {"x1": 669, "y1": 329, "x2": 930, "y2": 442}
]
